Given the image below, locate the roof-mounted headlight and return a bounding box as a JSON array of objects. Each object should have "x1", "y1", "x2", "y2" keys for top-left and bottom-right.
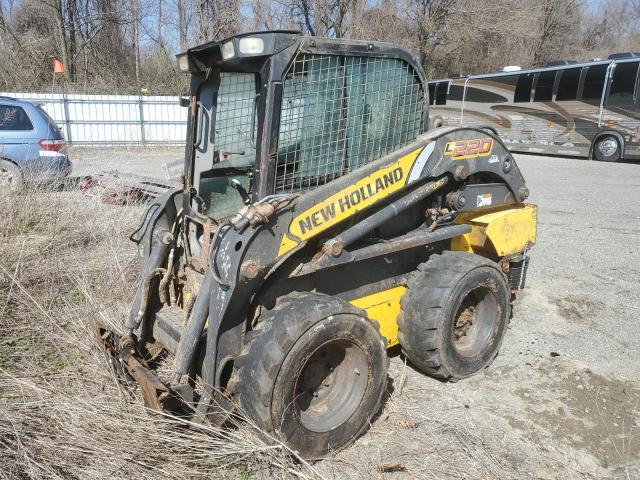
[
  {"x1": 221, "y1": 41, "x2": 235, "y2": 60},
  {"x1": 177, "y1": 53, "x2": 190, "y2": 73},
  {"x1": 239, "y1": 37, "x2": 264, "y2": 55}
]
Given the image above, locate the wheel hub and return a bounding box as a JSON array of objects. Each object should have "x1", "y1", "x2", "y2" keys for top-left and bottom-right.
[
  {"x1": 599, "y1": 138, "x2": 618, "y2": 157},
  {"x1": 295, "y1": 339, "x2": 368, "y2": 432},
  {"x1": 453, "y1": 286, "x2": 499, "y2": 357}
]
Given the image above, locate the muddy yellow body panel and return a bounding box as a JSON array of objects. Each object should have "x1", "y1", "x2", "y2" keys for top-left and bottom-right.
[
  {"x1": 349, "y1": 286, "x2": 406, "y2": 348},
  {"x1": 452, "y1": 204, "x2": 537, "y2": 258}
]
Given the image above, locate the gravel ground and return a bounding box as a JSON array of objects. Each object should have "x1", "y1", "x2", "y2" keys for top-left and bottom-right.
[
  {"x1": 68, "y1": 146, "x2": 184, "y2": 179},
  {"x1": 69, "y1": 148, "x2": 640, "y2": 479}
]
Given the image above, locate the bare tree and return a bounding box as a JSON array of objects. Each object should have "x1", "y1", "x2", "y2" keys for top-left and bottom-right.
[
  {"x1": 177, "y1": 0, "x2": 187, "y2": 50},
  {"x1": 1, "y1": 0, "x2": 639, "y2": 93},
  {"x1": 132, "y1": 0, "x2": 140, "y2": 83}
]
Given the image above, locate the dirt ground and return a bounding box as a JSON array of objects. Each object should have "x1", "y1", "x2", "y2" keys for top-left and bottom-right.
[{"x1": 54, "y1": 149, "x2": 640, "y2": 478}]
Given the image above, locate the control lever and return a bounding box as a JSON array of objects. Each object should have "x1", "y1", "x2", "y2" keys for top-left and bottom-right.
[
  {"x1": 230, "y1": 179, "x2": 251, "y2": 205},
  {"x1": 213, "y1": 149, "x2": 246, "y2": 164}
]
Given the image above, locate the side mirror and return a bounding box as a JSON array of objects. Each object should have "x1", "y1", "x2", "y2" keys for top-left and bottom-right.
[{"x1": 179, "y1": 96, "x2": 190, "y2": 108}]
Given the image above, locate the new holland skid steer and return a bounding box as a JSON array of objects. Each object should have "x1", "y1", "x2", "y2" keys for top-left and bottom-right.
[{"x1": 103, "y1": 31, "x2": 537, "y2": 458}]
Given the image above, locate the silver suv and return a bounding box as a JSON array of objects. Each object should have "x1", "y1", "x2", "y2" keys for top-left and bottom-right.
[{"x1": 0, "y1": 96, "x2": 71, "y2": 191}]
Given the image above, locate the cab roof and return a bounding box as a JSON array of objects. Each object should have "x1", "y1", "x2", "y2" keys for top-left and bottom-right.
[{"x1": 178, "y1": 31, "x2": 423, "y2": 75}]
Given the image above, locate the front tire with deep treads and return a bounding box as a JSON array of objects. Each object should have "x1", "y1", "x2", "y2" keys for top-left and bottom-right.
[
  {"x1": 397, "y1": 251, "x2": 510, "y2": 381},
  {"x1": 231, "y1": 292, "x2": 388, "y2": 459}
]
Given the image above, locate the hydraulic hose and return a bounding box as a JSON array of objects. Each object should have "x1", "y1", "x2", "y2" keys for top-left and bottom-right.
[{"x1": 170, "y1": 269, "x2": 214, "y2": 383}]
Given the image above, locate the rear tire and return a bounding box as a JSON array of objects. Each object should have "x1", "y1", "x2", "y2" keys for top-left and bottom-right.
[
  {"x1": 232, "y1": 292, "x2": 388, "y2": 459},
  {"x1": 397, "y1": 251, "x2": 510, "y2": 381},
  {"x1": 593, "y1": 135, "x2": 621, "y2": 162},
  {"x1": 0, "y1": 160, "x2": 23, "y2": 192}
]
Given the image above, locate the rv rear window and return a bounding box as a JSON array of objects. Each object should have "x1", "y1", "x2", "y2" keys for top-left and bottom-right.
[
  {"x1": 534, "y1": 70, "x2": 556, "y2": 102},
  {"x1": 556, "y1": 68, "x2": 581, "y2": 101},
  {"x1": 609, "y1": 62, "x2": 639, "y2": 100},
  {"x1": 581, "y1": 64, "x2": 607, "y2": 100},
  {"x1": 514, "y1": 74, "x2": 533, "y2": 102}
]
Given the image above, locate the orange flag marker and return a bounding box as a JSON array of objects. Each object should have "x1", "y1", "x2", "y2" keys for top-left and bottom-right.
[{"x1": 53, "y1": 58, "x2": 65, "y2": 74}]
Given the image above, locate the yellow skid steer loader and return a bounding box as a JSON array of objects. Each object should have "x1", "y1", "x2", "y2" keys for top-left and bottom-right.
[{"x1": 102, "y1": 31, "x2": 537, "y2": 458}]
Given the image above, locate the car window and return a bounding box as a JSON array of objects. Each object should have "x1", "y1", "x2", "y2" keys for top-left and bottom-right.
[{"x1": 0, "y1": 105, "x2": 34, "y2": 131}]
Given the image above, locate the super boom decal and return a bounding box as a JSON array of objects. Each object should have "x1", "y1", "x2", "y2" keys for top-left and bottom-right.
[{"x1": 278, "y1": 147, "x2": 424, "y2": 256}]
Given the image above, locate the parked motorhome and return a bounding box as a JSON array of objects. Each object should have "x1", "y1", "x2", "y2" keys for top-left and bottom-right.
[{"x1": 428, "y1": 53, "x2": 640, "y2": 161}]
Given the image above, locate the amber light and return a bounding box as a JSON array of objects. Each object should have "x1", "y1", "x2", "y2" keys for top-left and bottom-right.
[{"x1": 607, "y1": 120, "x2": 616, "y2": 127}]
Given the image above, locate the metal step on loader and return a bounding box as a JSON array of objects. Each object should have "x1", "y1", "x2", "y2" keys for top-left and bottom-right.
[{"x1": 101, "y1": 31, "x2": 537, "y2": 459}]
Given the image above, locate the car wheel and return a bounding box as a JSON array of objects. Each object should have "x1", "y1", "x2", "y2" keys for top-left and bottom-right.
[
  {"x1": 0, "y1": 160, "x2": 24, "y2": 192},
  {"x1": 594, "y1": 135, "x2": 621, "y2": 162}
]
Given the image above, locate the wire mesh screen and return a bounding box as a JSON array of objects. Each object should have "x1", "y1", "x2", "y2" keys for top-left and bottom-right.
[
  {"x1": 214, "y1": 72, "x2": 258, "y2": 157},
  {"x1": 275, "y1": 54, "x2": 424, "y2": 194}
]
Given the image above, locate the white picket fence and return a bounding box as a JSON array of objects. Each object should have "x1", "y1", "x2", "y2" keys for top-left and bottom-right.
[{"x1": 1, "y1": 92, "x2": 187, "y2": 146}]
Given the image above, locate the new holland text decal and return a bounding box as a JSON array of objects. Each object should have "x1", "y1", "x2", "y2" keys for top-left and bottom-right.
[
  {"x1": 444, "y1": 137, "x2": 493, "y2": 160},
  {"x1": 278, "y1": 146, "x2": 427, "y2": 256}
]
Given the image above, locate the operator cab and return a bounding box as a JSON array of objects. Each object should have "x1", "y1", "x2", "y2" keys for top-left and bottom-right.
[{"x1": 177, "y1": 31, "x2": 428, "y2": 223}]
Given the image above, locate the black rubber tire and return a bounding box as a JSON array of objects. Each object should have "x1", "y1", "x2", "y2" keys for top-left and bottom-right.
[
  {"x1": 0, "y1": 159, "x2": 24, "y2": 191},
  {"x1": 232, "y1": 291, "x2": 388, "y2": 459},
  {"x1": 593, "y1": 135, "x2": 621, "y2": 162},
  {"x1": 397, "y1": 251, "x2": 510, "y2": 381}
]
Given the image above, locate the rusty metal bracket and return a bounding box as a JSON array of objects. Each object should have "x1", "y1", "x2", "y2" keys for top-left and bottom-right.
[{"x1": 101, "y1": 327, "x2": 186, "y2": 413}]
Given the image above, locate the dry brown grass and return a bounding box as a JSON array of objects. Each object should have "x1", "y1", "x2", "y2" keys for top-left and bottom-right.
[{"x1": 0, "y1": 186, "x2": 322, "y2": 480}]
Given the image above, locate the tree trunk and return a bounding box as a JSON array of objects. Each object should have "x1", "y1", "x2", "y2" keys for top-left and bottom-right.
[
  {"x1": 157, "y1": 0, "x2": 163, "y2": 47},
  {"x1": 66, "y1": 0, "x2": 78, "y2": 81},
  {"x1": 54, "y1": 0, "x2": 70, "y2": 79},
  {"x1": 198, "y1": 0, "x2": 208, "y2": 43},
  {"x1": 253, "y1": 0, "x2": 262, "y2": 30},
  {"x1": 178, "y1": 0, "x2": 188, "y2": 51},
  {"x1": 133, "y1": 0, "x2": 140, "y2": 84}
]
